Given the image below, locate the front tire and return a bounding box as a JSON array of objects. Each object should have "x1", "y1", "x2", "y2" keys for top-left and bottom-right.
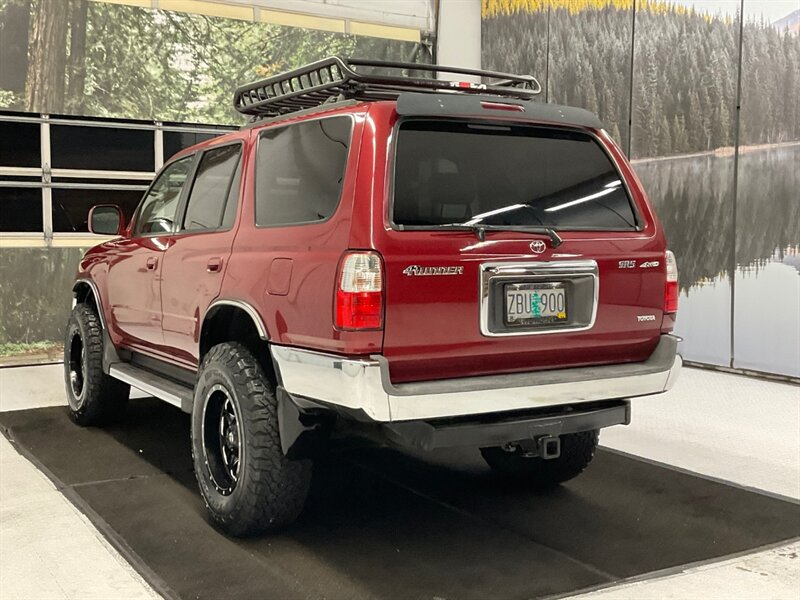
[
  {"x1": 191, "y1": 342, "x2": 312, "y2": 536},
  {"x1": 64, "y1": 303, "x2": 129, "y2": 426},
  {"x1": 481, "y1": 430, "x2": 599, "y2": 488}
]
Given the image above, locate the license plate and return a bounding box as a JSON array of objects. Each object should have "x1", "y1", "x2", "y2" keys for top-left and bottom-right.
[{"x1": 505, "y1": 282, "x2": 568, "y2": 326}]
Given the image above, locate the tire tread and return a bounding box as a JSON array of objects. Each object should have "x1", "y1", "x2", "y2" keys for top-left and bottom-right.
[
  {"x1": 65, "y1": 303, "x2": 129, "y2": 426},
  {"x1": 193, "y1": 342, "x2": 311, "y2": 536}
]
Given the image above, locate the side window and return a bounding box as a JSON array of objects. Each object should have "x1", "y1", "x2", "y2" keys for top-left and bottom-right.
[
  {"x1": 255, "y1": 116, "x2": 351, "y2": 227},
  {"x1": 182, "y1": 144, "x2": 242, "y2": 231},
  {"x1": 221, "y1": 157, "x2": 242, "y2": 229},
  {"x1": 134, "y1": 156, "x2": 193, "y2": 236}
]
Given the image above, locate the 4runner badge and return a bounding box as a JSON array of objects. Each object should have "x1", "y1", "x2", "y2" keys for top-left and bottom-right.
[{"x1": 403, "y1": 265, "x2": 464, "y2": 277}]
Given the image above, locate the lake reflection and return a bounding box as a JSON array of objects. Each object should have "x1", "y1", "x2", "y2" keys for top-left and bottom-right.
[{"x1": 634, "y1": 144, "x2": 800, "y2": 377}]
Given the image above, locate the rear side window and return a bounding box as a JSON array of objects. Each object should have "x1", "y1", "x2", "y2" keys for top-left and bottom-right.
[
  {"x1": 182, "y1": 144, "x2": 242, "y2": 231},
  {"x1": 255, "y1": 117, "x2": 351, "y2": 227},
  {"x1": 393, "y1": 120, "x2": 637, "y2": 230}
]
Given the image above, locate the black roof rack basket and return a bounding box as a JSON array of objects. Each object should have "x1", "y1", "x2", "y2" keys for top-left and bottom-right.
[{"x1": 233, "y1": 57, "x2": 542, "y2": 118}]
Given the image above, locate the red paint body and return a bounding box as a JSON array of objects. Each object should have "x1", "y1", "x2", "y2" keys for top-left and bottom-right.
[{"x1": 78, "y1": 100, "x2": 674, "y2": 383}]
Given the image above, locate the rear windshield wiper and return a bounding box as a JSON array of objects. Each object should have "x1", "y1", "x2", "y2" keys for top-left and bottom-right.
[
  {"x1": 480, "y1": 225, "x2": 563, "y2": 247},
  {"x1": 428, "y1": 223, "x2": 562, "y2": 247},
  {"x1": 425, "y1": 223, "x2": 489, "y2": 241}
]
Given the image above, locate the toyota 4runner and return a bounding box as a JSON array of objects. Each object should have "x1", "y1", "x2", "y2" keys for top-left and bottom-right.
[{"x1": 65, "y1": 57, "x2": 681, "y2": 535}]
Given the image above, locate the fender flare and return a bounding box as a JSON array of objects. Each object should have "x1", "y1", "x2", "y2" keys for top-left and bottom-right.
[
  {"x1": 72, "y1": 278, "x2": 107, "y2": 331},
  {"x1": 72, "y1": 278, "x2": 121, "y2": 371},
  {"x1": 202, "y1": 298, "x2": 269, "y2": 341}
]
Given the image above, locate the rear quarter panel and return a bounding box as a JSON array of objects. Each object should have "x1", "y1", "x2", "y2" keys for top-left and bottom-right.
[{"x1": 220, "y1": 107, "x2": 384, "y2": 354}]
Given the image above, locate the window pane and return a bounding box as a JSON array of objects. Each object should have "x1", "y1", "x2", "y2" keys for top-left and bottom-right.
[
  {"x1": 164, "y1": 131, "x2": 219, "y2": 162},
  {"x1": 51, "y1": 189, "x2": 144, "y2": 233},
  {"x1": 256, "y1": 117, "x2": 351, "y2": 227},
  {"x1": 393, "y1": 121, "x2": 637, "y2": 230},
  {"x1": 0, "y1": 188, "x2": 42, "y2": 232},
  {"x1": 134, "y1": 157, "x2": 193, "y2": 236},
  {"x1": 222, "y1": 157, "x2": 241, "y2": 229},
  {"x1": 182, "y1": 144, "x2": 241, "y2": 231},
  {"x1": 0, "y1": 122, "x2": 41, "y2": 168},
  {"x1": 51, "y1": 125, "x2": 154, "y2": 171}
]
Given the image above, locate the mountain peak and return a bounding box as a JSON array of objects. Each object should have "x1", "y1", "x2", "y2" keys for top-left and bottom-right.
[{"x1": 773, "y1": 8, "x2": 800, "y2": 35}]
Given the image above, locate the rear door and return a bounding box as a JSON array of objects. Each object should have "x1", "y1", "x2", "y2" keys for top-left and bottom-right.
[
  {"x1": 160, "y1": 141, "x2": 244, "y2": 367},
  {"x1": 380, "y1": 118, "x2": 666, "y2": 383}
]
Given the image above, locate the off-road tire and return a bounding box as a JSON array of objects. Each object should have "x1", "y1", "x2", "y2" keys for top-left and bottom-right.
[
  {"x1": 480, "y1": 430, "x2": 599, "y2": 488},
  {"x1": 191, "y1": 342, "x2": 312, "y2": 536},
  {"x1": 64, "y1": 303, "x2": 129, "y2": 426}
]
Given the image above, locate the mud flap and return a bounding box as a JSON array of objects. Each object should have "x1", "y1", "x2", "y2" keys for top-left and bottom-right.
[{"x1": 276, "y1": 386, "x2": 333, "y2": 459}]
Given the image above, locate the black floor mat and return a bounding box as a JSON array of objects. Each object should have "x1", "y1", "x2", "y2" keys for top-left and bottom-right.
[{"x1": 2, "y1": 399, "x2": 799, "y2": 600}]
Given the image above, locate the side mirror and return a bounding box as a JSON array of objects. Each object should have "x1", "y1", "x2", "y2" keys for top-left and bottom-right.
[{"x1": 88, "y1": 204, "x2": 123, "y2": 235}]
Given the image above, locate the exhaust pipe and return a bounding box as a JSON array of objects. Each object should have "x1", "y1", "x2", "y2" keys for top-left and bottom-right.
[{"x1": 537, "y1": 435, "x2": 561, "y2": 460}]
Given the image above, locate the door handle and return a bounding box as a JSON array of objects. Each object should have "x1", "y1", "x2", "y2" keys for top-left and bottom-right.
[
  {"x1": 146, "y1": 256, "x2": 158, "y2": 270},
  {"x1": 207, "y1": 257, "x2": 223, "y2": 273}
]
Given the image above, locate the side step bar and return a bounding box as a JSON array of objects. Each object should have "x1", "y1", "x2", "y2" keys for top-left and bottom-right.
[{"x1": 109, "y1": 363, "x2": 194, "y2": 413}]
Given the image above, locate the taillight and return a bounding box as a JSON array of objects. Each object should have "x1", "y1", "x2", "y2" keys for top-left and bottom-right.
[
  {"x1": 664, "y1": 250, "x2": 678, "y2": 314},
  {"x1": 334, "y1": 251, "x2": 383, "y2": 330}
]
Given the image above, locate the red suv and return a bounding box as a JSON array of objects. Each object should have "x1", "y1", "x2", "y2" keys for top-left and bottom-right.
[{"x1": 65, "y1": 58, "x2": 681, "y2": 535}]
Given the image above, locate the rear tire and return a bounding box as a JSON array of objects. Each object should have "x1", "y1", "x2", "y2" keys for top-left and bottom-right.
[
  {"x1": 64, "y1": 303, "x2": 129, "y2": 426},
  {"x1": 480, "y1": 430, "x2": 599, "y2": 488},
  {"x1": 191, "y1": 342, "x2": 312, "y2": 536}
]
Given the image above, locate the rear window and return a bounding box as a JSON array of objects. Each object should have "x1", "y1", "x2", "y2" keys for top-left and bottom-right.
[
  {"x1": 393, "y1": 120, "x2": 637, "y2": 230},
  {"x1": 255, "y1": 117, "x2": 351, "y2": 227}
]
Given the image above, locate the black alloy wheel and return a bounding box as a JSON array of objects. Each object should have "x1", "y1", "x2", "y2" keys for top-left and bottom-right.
[{"x1": 202, "y1": 384, "x2": 244, "y2": 496}]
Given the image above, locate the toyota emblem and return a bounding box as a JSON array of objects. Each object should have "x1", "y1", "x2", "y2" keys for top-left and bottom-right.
[{"x1": 530, "y1": 240, "x2": 547, "y2": 254}]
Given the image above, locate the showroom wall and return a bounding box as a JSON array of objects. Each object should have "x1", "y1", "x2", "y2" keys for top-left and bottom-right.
[
  {"x1": 482, "y1": 0, "x2": 800, "y2": 378},
  {"x1": 0, "y1": 0, "x2": 429, "y2": 359}
]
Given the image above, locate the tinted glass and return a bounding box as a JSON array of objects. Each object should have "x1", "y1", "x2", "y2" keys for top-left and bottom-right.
[
  {"x1": 182, "y1": 144, "x2": 241, "y2": 231},
  {"x1": 164, "y1": 131, "x2": 220, "y2": 161},
  {"x1": 0, "y1": 122, "x2": 41, "y2": 167},
  {"x1": 134, "y1": 156, "x2": 193, "y2": 235},
  {"x1": 51, "y1": 125, "x2": 154, "y2": 171},
  {"x1": 222, "y1": 157, "x2": 241, "y2": 229},
  {"x1": 51, "y1": 189, "x2": 144, "y2": 233},
  {"x1": 256, "y1": 117, "x2": 350, "y2": 227},
  {"x1": 0, "y1": 188, "x2": 42, "y2": 232},
  {"x1": 393, "y1": 121, "x2": 637, "y2": 230}
]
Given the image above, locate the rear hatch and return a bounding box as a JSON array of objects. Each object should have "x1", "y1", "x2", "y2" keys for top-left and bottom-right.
[{"x1": 379, "y1": 118, "x2": 667, "y2": 383}]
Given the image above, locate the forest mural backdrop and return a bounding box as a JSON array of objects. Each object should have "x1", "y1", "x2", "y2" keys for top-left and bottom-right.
[
  {"x1": 483, "y1": 0, "x2": 800, "y2": 377},
  {"x1": 0, "y1": 0, "x2": 429, "y2": 123}
]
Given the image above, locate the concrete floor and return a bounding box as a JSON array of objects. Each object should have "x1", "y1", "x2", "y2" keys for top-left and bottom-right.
[
  {"x1": 0, "y1": 435, "x2": 160, "y2": 600},
  {"x1": 600, "y1": 367, "x2": 800, "y2": 500},
  {"x1": 1, "y1": 363, "x2": 798, "y2": 599}
]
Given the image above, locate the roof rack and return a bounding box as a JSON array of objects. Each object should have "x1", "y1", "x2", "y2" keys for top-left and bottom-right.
[{"x1": 233, "y1": 57, "x2": 542, "y2": 118}]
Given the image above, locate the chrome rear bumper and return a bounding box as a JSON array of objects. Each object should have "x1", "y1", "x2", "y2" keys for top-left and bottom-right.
[{"x1": 271, "y1": 334, "x2": 681, "y2": 423}]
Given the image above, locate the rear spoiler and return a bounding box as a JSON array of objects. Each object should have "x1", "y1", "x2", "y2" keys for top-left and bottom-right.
[{"x1": 395, "y1": 92, "x2": 604, "y2": 129}]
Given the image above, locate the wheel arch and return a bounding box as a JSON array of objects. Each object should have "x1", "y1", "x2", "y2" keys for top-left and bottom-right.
[
  {"x1": 72, "y1": 278, "x2": 106, "y2": 330},
  {"x1": 200, "y1": 299, "x2": 275, "y2": 379},
  {"x1": 198, "y1": 301, "x2": 331, "y2": 462}
]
